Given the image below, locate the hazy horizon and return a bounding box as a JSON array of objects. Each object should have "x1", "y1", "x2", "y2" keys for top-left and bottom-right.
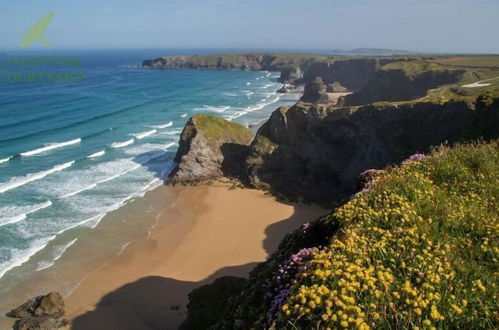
[{"x1": 1, "y1": 0, "x2": 499, "y2": 54}]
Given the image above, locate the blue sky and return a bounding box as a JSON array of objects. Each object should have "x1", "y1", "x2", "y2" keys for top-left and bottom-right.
[{"x1": 1, "y1": 0, "x2": 498, "y2": 53}]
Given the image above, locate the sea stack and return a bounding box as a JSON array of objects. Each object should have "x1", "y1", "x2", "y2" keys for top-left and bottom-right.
[
  {"x1": 300, "y1": 76, "x2": 329, "y2": 103},
  {"x1": 168, "y1": 114, "x2": 253, "y2": 185}
]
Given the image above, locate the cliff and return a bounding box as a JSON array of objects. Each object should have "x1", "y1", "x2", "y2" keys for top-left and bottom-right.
[
  {"x1": 246, "y1": 94, "x2": 499, "y2": 205},
  {"x1": 142, "y1": 53, "x2": 330, "y2": 82},
  {"x1": 341, "y1": 61, "x2": 466, "y2": 106},
  {"x1": 168, "y1": 114, "x2": 253, "y2": 185},
  {"x1": 211, "y1": 140, "x2": 499, "y2": 329}
]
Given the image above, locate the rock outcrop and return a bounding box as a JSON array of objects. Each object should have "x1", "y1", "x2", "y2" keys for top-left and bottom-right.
[
  {"x1": 246, "y1": 95, "x2": 499, "y2": 205},
  {"x1": 6, "y1": 292, "x2": 69, "y2": 330},
  {"x1": 168, "y1": 114, "x2": 253, "y2": 185},
  {"x1": 300, "y1": 77, "x2": 329, "y2": 104},
  {"x1": 142, "y1": 53, "x2": 328, "y2": 78},
  {"x1": 341, "y1": 61, "x2": 465, "y2": 106}
]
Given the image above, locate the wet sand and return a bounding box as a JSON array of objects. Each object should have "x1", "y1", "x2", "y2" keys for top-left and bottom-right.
[{"x1": 62, "y1": 183, "x2": 326, "y2": 329}]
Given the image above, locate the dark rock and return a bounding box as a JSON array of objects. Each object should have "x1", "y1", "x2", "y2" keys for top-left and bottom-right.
[
  {"x1": 17, "y1": 316, "x2": 69, "y2": 330},
  {"x1": 7, "y1": 292, "x2": 65, "y2": 319},
  {"x1": 246, "y1": 95, "x2": 499, "y2": 206},
  {"x1": 300, "y1": 77, "x2": 329, "y2": 104},
  {"x1": 276, "y1": 86, "x2": 288, "y2": 93},
  {"x1": 7, "y1": 292, "x2": 69, "y2": 330},
  {"x1": 180, "y1": 276, "x2": 246, "y2": 330},
  {"x1": 342, "y1": 62, "x2": 465, "y2": 106},
  {"x1": 278, "y1": 66, "x2": 303, "y2": 84},
  {"x1": 168, "y1": 114, "x2": 253, "y2": 185}
]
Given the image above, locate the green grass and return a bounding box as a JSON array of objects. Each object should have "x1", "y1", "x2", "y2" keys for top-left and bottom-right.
[
  {"x1": 192, "y1": 114, "x2": 252, "y2": 144},
  {"x1": 380, "y1": 61, "x2": 447, "y2": 77},
  {"x1": 273, "y1": 141, "x2": 499, "y2": 329},
  {"x1": 431, "y1": 56, "x2": 499, "y2": 69}
]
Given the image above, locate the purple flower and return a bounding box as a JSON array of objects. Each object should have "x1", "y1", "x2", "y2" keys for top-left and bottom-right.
[{"x1": 407, "y1": 153, "x2": 427, "y2": 162}]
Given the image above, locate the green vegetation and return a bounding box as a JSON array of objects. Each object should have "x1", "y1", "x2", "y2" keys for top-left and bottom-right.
[
  {"x1": 431, "y1": 56, "x2": 499, "y2": 69},
  {"x1": 192, "y1": 114, "x2": 252, "y2": 144},
  {"x1": 220, "y1": 141, "x2": 498, "y2": 329},
  {"x1": 269, "y1": 141, "x2": 499, "y2": 329},
  {"x1": 380, "y1": 61, "x2": 447, "y2": 78}
]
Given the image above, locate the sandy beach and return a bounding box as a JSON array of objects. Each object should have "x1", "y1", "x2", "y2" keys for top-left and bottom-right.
[{"x1": 58, "y1": 182, "x2": 326, "y2": 329}]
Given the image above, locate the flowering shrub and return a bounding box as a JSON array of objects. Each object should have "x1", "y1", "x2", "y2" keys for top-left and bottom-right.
[{"x1": 271, "y1": 141, "x2": 498, "y2": 329}]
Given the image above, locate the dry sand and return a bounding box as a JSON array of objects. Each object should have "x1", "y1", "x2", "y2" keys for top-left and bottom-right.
[{"x1": 64, "y1": 183, "x2": 326, "y2": 329}]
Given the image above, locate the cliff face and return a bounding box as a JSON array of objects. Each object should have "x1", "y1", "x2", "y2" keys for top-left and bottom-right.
[
  {"x1": 246, "y1": 95, "x2": 499, "y2": 205},
  {"x1": 301, "y1": 58, "x2": 389, "y2": 90},
  {"x1": 168, "y1": 114, "x2": 253, "y2": 185},
  {"x1": 341, "y1": 61, "x2": 466, "y2": 106},
  {"x1": 142, "y1": 53, "x2": 329, "y2": 77},
  {"x1": 213, "y1": 141, "x2": 499, "y2": 329}
]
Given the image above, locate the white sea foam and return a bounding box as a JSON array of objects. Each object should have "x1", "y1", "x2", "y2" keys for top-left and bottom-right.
[
  {"x1": 161, "y1": 129, "x2": 183, "y2": 136},
  {"x1": 61, "y1": 164, "x2": 141, "y2": 198},
  {"x1": 133, "y1": 129, "x2": 157, "y2": 139},
  {"x1": 0, "y1": 161, "x2": 74, "y2": 194},
  {"x1": 35, "y1": 238, "x2": 78, "y2": 271},
  {"x1": 226, "y1": 95, "x2": 281, "y2": 121},
  {"x1": 181, "y1": 113, "x2": 187, "y2": 118},
  {"x1": 61, "y1": 179, "x2": 162, "y2": 234},
  {"x1": 150, "y1": 121, "x2": 173, "y2": 129},
  {"x1": 246, "y1": 82, "x2": 251, "y2": 85},
  {"x1": 20, "y1": 138, "x2": 81, "y2": 157},
  {"x1": 0, "y1": 157, "x2": 11, "y2": 164},
  {"x1": 88, "y1": 150, "x2": 106, "y2": 158},
  {"x1": 194, "y1": 105, "x2": 231, "y2": 112},
  {"x1": 0, "y1": 236, "x2": 56, "y2": 280},
  {"x1": 222, "y1": 92, "x2": 238, "y2": 97},
  {"x1": 56, "y1": 214, "x2": 106, "y2": 235},
  {"x1": 111, "y1": 138, "x2": 135, "y2": 148},
  {"x1": 0, "y1": 201, "x2": 53, "y2": 227},
  {"x1": 165, "y1": 142, "x2": 176, "y2": 149}
]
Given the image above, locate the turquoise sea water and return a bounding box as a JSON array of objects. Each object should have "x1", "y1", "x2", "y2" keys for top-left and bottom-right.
[{"x1": 0, "y1": 50, "x2": 298, "y2": 286}]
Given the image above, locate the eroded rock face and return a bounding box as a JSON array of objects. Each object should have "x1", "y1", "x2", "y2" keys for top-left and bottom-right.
[
  {"x1": 300, "y1": 77, "x2": 329, "y2": 104},
  {"x1": 247, "y1": 96, "x2": 499, "y2": 205},
  {"x1": 7, "y1": 292, "x2": 69, "y2": 330},
  {"x1": 168, "y1": 114, "x2": 253, "y2": 185}
]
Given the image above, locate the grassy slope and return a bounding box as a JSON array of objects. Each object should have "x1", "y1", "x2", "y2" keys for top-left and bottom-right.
[
  {"x1": 269, "y1": 141, "x2": 498, "y2": 329},
  {"x1": 192, "y1": 114, "x2": 252, "y2": 144},
  {"x1": 235, "y1": 141, "x2": 497, "y2": 330}
]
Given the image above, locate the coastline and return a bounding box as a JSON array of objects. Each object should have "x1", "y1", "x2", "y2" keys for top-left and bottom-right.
[
  {"x1": 65, "y1": 182, "x2": 325, "y2": 329},
  {"x1": 1, "y1": 181, "x2": 325, "y2": 329}
]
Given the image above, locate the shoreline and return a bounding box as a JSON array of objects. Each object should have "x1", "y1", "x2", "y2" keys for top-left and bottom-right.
[
  {"x1": 1, "y1": 182, "x2": 326, "y2": 329},
  {"x1": 66, "y1": 182, "x2": 326, "y2": 329}
]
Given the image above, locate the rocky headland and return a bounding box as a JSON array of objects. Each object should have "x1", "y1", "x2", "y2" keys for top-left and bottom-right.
[
  {"x1": 157, "y1": 53, "x2": 499, "y2": 329},
  {"x1": 168, "y1": 114, "x2": 253, "y2": 185}
]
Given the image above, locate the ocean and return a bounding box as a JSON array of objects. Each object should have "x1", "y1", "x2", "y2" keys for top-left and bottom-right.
[{"x1": 0, "y1": 50, "x2": 299, "y2": 294}]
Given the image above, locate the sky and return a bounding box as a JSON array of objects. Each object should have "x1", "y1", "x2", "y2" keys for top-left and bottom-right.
[{"x1": 0, "y1": 0, "x2": 498, "y2": 53}]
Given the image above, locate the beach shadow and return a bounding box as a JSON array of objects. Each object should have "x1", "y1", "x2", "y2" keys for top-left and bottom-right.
[
  {"x1": 132, "y1": 150, "x2": 177, "y2": 181},
  {"x1": 262, "y1": 204, "x2": 328, "y2": 254},
  {"x1": 71, "y1": 203, "x2": 328, "y2": 330},
  {"x1": 220, "y1": 143, "x2": 250, "y2": 182},
  {"x1": 71, "y1": 263, "x2": 257, "y2": 330}
]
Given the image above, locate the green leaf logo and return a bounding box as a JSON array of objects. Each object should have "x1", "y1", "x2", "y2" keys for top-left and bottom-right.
[{"x1": 21, "y1": 12, "x2": 55, "y2": 48}]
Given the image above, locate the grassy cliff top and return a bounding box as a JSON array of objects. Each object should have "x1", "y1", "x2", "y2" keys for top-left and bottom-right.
[
  {"x1": 261, "y1": 141, "x2": 499, "y2": 329},
  {"x1": 191, "y1": 114, "x2": 252, "y2": 145},
  {"x1": 380, "y1": 61, "x2": 447, "y2": 77}
]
